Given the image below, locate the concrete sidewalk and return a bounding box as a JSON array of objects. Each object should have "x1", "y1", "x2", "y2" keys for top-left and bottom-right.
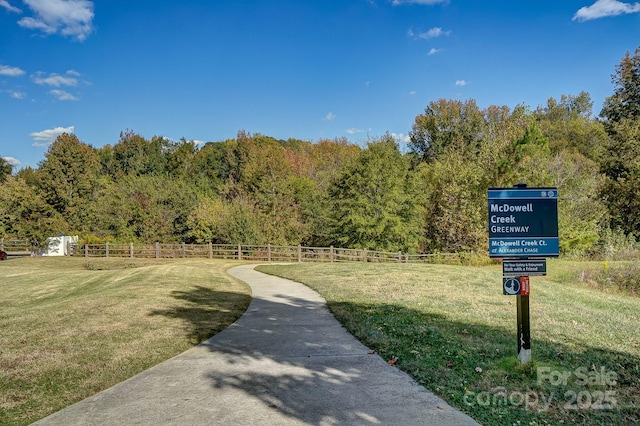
[{"x1": 33, "y1": 264, "x2": 479, "y2": 425}]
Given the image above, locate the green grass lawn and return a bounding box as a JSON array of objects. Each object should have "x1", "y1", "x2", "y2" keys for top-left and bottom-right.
[
  {"x1": 257, "y1": 260, "x2": 640, "y2": 426},
  {"x1": 0, "y1": 257, "x2": 251, "y2": 426}
]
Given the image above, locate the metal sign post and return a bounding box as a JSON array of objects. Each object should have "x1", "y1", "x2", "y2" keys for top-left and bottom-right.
[
  {"x1": 488, "y1": 183, "x2": 559, "y2": 364},
  {"x1": 517, "y1": 291, "x2": 531, "y2": 363},
  {"x1": 517, "y1": 276, "x2": 531, "y2": 362}
]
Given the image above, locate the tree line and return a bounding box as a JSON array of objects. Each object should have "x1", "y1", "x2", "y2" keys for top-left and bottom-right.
[{"x1": 1, "y1": 47, "x2": 639, "y2": 258}]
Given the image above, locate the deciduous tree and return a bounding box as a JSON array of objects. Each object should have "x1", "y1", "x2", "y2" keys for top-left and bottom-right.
[
  {"x1": 166, "y1": 138, "x2": 198, "y2": 179},
  {"x1": 36, "y1": 133, "x2": 100, "y2": 232},
  {"x1": 0, "y1": 175, "x2": 68, "y2": 245},
  {"x1": 601, "y1": 47, "x2": 640, "y2": 125},
  {"x1": 409, "y1": 99, "x2": 486, "y2": 163},
  {"x1": 417, "y1": 153, "x2": 486, "y2": 253},
  {"x1": 598, "y1": 47, "x2": 640, "y2": 238},
  {"x1": 110, "y1": 131, "x2": 167, "y2": 177},
  {"x1": 330, "y1": 135, "x2": 421, "y2": 252},
  {"x1": 535, "y1": 92, "x2": 607, "y2": 161},
  {"x1": 94, "y1": 175, "x2": 197, "y2": 242},
  {"x1": 186, "y1": 195, "x2": 264, "y2": 244},
  {"x1": 0, "y1": 157, "x2": 12, "y2": 182}
]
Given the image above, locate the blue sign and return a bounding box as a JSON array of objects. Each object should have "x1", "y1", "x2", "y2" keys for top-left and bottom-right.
[
  {"x1": 503, "y1": 277, "x2": 521, "y2": 295},
  {"x1": 488, "y1": 187, "x2": 559, "y2": 258}
]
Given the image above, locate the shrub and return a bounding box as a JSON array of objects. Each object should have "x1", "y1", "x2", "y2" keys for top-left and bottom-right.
[{"x1": 578, "y1": 262, "x2": 640, "y2": 296}]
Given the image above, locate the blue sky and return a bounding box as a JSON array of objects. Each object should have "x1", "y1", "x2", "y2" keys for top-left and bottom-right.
[{"x1": 1, "y1": 0, "x2": 639, "y2": 170}]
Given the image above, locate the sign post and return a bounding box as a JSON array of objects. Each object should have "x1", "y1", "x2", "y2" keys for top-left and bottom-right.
[
  {"x1": 488, "y1": 184, "x2": 558, "y2": 364},
  {"x1": 516, "y1": 289, "x2": 531, "y2": 362}
]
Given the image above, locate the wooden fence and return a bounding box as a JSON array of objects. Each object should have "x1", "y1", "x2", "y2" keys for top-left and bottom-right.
[
  {"x1": 1, "y1": 238, "x2": 467, "y2": 264},
  {"x1": 74, "y1": 242, "x2": 465, "y2": 264},
  {"x1": 0, "y1": 238, "x2": 32, "y2": 256}
]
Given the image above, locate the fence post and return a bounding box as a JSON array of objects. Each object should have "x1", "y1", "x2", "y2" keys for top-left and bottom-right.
[
  {"x1": 155, "y1": 242, "x2": 160, "y2": 259},
  {"x1": 181, "y1": 242, "x2": 186, "y2": 258},
  {"x1": 330, "y1": 246, "x2": 334, "y2": 262},
  {"x1": 267, "y1": 244, "x2": 271, "y2": 262},
  {"x1": 238, "y1": 244, "x2": 242, "y2": 261},
  {"x1": 208, "y1": 242, "x2": 213, "y2": 259},
  {"x1": 130, "y1": 242, "x2": 134, "y2": 258},
  {"x1": 298, "y1": 245, "x2": 302, "y2": 262},
  {"x1": 85, "y1": 244, "x2": 88, "y2": 257},
  {"x1": 105, "y1": 242, "x2": 109, "y2": 258},
  {"x1": 363, "y1": 249, "x2": 367, "y2": 263},
  {"x1": 397, "y1": 251, "x2": 402, "y2": 263}
]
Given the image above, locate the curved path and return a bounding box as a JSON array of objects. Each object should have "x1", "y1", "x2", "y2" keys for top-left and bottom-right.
[{"x1": 34, "y1": 264, "x2": 479, "y2": 425}]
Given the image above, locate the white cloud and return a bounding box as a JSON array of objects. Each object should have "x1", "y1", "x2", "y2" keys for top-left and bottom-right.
[
  {"x1": 391, "y1": 133, "x2": 411, "y2": 144},
  {"x1": 0, "y1": 65, "x2": 26, "y2": 77},
  {"x1": 428, "y1": 48, "x2": 441, "y2": 55},
  {"x1": 324, "y1": 112, "x2": 336, "y2": 121},
  {"x1": 18, "y1": 0, "x2": 94, "y2": 41},
  {"x1": 30, "y1": 125, "x2": 75, "y2": 146},
  {"x1": 2, "y1": 156, "x2": 21, "y2": 167},
  {"x1": 409, "y1": 90, "x2": 416, "y2": 95},
  {"x1": 166, "y1": 138, "x2": 205, "y2": 146},
  {"x1": 424, "y1": 27, "x2": 449, "y2": 38},
  {"x1": 455, "y1": 80, "x2": 468, "y2": 86},
  {"x1": 9, "y1": 90, "x2": 26, "y2": 99},
  {"x1": 0, "y1": 0, "x2": 21, "y2": 13},
  {"x1": 49, "y1": 89, "x2": 78, "y2": 101},
  {"x1": 32, "y1": 70, "x2": 79, "y2": 87},
  {"x1": 392, "y1": 0, "x2": 449, "y2": 5},
  {"x1": 346, "y1": 128, "x2": 364, "y2": 134},
  {"x1": 408, "y1": 27, "x2": 451, "y2": 40},
  {"x1": 573, "y1": 0, "x2": 640, "y2": 21}
]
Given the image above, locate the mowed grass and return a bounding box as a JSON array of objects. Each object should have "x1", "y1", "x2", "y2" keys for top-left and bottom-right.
[
  {"x1": 0, "y1": 257, "x2": 251, "y2": 426},
  {"x1": 257, "y1": 260, "x2": 640, "y2": 425}
]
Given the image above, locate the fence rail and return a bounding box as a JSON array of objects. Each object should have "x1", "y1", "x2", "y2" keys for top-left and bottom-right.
[
  {"x1": 73, "y1": 242, "x2": 465, "y2": 264},
  {"x1": 0, "y1": 238, "x2": 32, "y2": 255},
  {"x1": 1, "y1": 239, "x2": 467, "y2": 264}
]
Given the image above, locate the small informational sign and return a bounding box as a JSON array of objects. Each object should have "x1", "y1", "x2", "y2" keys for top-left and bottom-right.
[
  {"x1": 503, "y1": 277, "x2": 521, "y2": 295},
  {"x1": 488, "y1": 187, "x2": 559, "y2": 258},
  {"x1": 520, "y1": 276, "x2": 530, "y2": 296},
  {"x1": 503, "y1": 259, "x2": 547, "y2": 276},
  {"x1": 503, "y1": 276, "x2": 531, "y2": 295}
]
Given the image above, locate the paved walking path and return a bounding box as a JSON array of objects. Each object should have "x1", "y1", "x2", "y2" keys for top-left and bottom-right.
[{"x1": 34, "y1": 264, "x2": 479, "y2": 425}]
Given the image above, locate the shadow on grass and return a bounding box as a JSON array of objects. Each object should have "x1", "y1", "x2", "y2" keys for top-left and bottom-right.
[
  {"x1": 150, "y1": 271, "x2": 639, "y2": 426},
  {"x1": 325, "y1": 301, "x2": 640, "y2": 426},
  {"x1": 149, "y1": 285, "x2": 251, "y2": 344}
]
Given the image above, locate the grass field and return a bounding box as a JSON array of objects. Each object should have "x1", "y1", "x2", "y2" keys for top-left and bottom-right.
[
  {"x1": 2, "y1": 257, "x2": 638, "y2": 425},
  {"x1": 0, "y1": 257, "x2": 251, "y2": 426},
  {"x1": 257, "y1": 260, "x2": 640, "y2": 425}
]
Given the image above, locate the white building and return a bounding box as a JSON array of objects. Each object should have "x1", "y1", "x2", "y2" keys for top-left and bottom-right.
[{"x1": 42, "y1": 235, "x2": 78, "y2": 256}]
